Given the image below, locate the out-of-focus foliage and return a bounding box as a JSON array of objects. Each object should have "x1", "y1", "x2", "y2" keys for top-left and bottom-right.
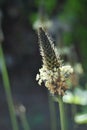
[
  {"x1": 35, "y1": 0, "x2": 58, "y2": 14},
  {"x1": 29, "y1": 13, "x2": 38, "y2": 24},
  {"x1": 74, "y1": 113, "x2": 87, "y2": 124},
  {"x1": 29, "y1": 0, "x2": 58, "y2": 23},
  {"x1": 63, "y1": 88, "x2": 87, "y2": 105},
  {"x1": 60, "y1": 0, "x2": 87, "y2": 71}
]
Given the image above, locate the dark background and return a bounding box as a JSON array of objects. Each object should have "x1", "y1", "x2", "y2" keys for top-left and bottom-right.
[{"x1": 0, "y1": 0, "x2": 87, "y2": 130}]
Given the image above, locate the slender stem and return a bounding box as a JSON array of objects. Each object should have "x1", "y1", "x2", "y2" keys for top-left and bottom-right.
[
  {"x1": 58, "y1": 96, "x2": 66, "y2": 130},
  {"x1": 0, "y1": 44, "x2": 19, "y2": 130},
  {"x1": 20, "y1": 112, "x2": 31, "y2": 130},
  {"x1": 48, "y1": 93, "x2": 57, "y2": 130}
]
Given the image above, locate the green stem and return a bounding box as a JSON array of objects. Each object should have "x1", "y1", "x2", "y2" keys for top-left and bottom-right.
[
  {"x1": 20, "y1": 112, "x2": 31, "y2": 130},
  {"x1": 0, "y1": 44, "x2": 19, "y2": 130},
  {"x1": 48, "y1": 93, "x2": 57, "y2": 130},
  {"x1": 58, "y1": 96, "x2": 66, "y2": 130}
]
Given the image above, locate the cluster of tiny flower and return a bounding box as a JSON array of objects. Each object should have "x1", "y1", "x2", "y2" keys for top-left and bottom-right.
[
  {"x1": 36, "y1": 65, "x2": 59, "y2": 85},
  {"x1": 60, "y1": 65, "x2": 73, "y2": 80},
  {"x1": 36, "y1": 64, "x2": 73, "y2": 96}
]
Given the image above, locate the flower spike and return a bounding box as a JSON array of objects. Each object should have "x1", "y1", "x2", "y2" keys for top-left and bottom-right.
[
  {"x1": 38, "y1": 27, "x2": 61, "y2": 70},
  {"x1": 36, "y1": 27, "x2": 73, "y2": 96}
]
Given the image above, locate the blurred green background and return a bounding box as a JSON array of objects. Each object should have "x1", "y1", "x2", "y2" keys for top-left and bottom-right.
[{"x1": 0, "y1": 0, "x2": 87, "y2": 130}]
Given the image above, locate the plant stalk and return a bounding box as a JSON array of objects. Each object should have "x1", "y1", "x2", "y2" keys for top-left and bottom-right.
[
  {"x1": 58, "y1": 96, "x2": 67, "y2": 130},
  {"x1": 0, "y1": 44, "x2": 19, "y2": 130},
  {"x1": 20, "y1": 112, "x2": 31, "y2": 130}
]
